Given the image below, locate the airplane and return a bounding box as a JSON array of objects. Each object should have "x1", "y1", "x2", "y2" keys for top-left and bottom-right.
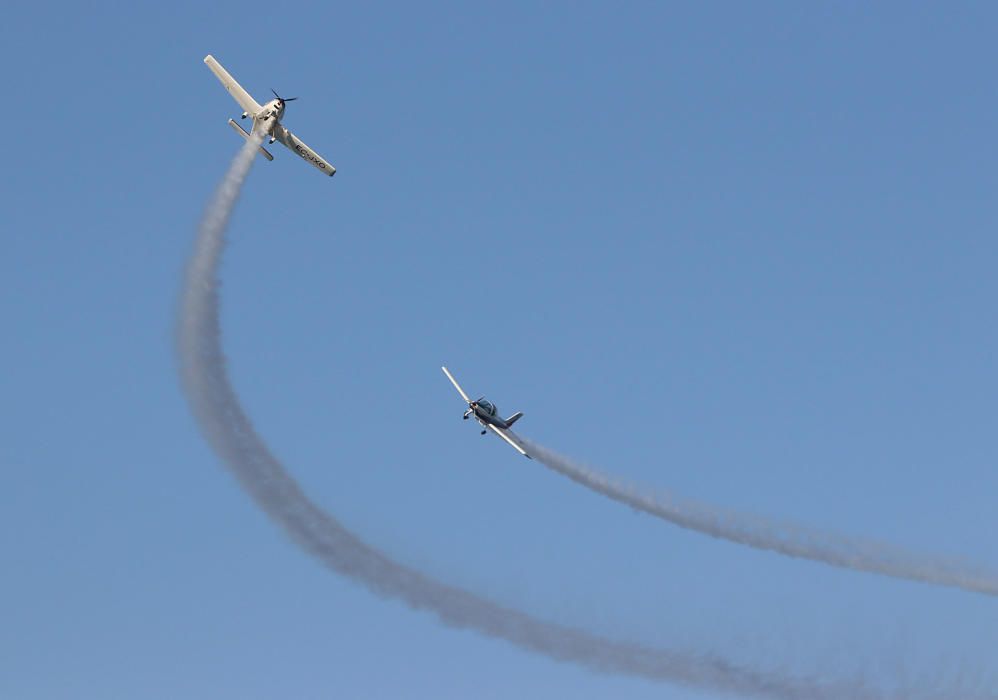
[
  {"x1": 203, "y1": 55, "x2": 336, "y2": 177},
  {"x1": 441, "y1": 366, "x2": 531, "y2": 458}
]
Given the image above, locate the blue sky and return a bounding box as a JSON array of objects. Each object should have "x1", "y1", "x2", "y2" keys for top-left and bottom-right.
[{"x1": 3, "y1": 2, "x2": 997, "y2": 698}]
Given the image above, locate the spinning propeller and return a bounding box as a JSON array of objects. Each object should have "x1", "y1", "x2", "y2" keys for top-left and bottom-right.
[{"x1": 271, "y1": 88, "x2": 298, "y2": 103}]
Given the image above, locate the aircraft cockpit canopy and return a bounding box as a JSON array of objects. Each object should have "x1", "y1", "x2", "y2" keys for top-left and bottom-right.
[{"x1": 477, "y1": 399, "x2": 496, "y2": 416}]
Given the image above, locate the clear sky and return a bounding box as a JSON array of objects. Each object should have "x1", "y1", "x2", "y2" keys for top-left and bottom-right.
[{"x1": 3, "y1": 2, "x2": 997, "y2": 698}]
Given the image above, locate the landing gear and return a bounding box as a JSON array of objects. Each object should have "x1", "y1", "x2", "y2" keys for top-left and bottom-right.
[
  {"x1": 241, "y1": 112, "x2": 247, "y2": 119},
  {"x1": 269, "y1": 136, "x2": 277, "y2": 144},
  {"x1": 481, "y1": 429, "x2": 487, "y2": 435}
]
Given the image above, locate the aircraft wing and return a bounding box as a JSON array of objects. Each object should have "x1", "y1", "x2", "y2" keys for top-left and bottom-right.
[
  {"x1": 487, "y1": 424, "x2": 531, "y2": 459},
  {"x1": 441, "y1": 366, "x2": 471, "y2": 403},
  {"x1": 204, "y1": 55, "x2": 263, "y2": 116},
  {"x1": 273, "y1": 124, "x2": 336, "y2": 177}
]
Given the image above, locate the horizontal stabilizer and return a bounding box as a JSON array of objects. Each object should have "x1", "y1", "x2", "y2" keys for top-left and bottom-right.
[
  {"x1": 227, "y1": 119, "x2": 273, "y2": 161},
  {"x1": 504, "y1": 412, "x2": 523, "y2": 427}
]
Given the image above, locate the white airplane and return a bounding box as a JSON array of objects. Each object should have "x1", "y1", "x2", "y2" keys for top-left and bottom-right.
[
  {"x1": 442, "y1": 367, "x2": 531, "y2": 458},
  {"x1": 204, "y1": 55, "x2": 335, "y2": 177}
]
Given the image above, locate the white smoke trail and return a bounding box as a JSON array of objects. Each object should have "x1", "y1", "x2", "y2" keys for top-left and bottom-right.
[
  {"x1": 175, "y1": 135, "x2": 992, "y2": 699},
  {"x1": 520, "y1": 438, "x2": 998, "y2": 597}
]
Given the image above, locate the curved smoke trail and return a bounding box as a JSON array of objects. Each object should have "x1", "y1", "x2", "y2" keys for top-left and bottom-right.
[
  {"x1": 520, "y1": 439, "x2": 998, "y2": 597},
  {"x1": 176, "y1": 136, "x2": 991, "y2": 699}
]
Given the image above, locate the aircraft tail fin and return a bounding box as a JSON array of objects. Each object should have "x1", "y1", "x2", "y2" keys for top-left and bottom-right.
[
  {"x1": 227, "y1": 118, "x2": 274, "y2": 161},
  {"x1": 504, "y1": 411, "x2": 524, "y2": 427}
]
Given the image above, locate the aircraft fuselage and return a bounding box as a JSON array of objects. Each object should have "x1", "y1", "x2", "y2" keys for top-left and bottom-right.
[
  {"x1": 250, "y1": 100, "x2": 284, "y2": 137},
  {"x1": 468, "y1": 399, "x2": 510, "y2": 429}
]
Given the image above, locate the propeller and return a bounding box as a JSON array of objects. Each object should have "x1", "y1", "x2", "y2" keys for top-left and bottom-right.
[
  {"x1": 464, "y1": 398, "x2": 482, "y2": 420},
  {"x1": 271, "y1": 88, "x2": 298, "y2": 103}
]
